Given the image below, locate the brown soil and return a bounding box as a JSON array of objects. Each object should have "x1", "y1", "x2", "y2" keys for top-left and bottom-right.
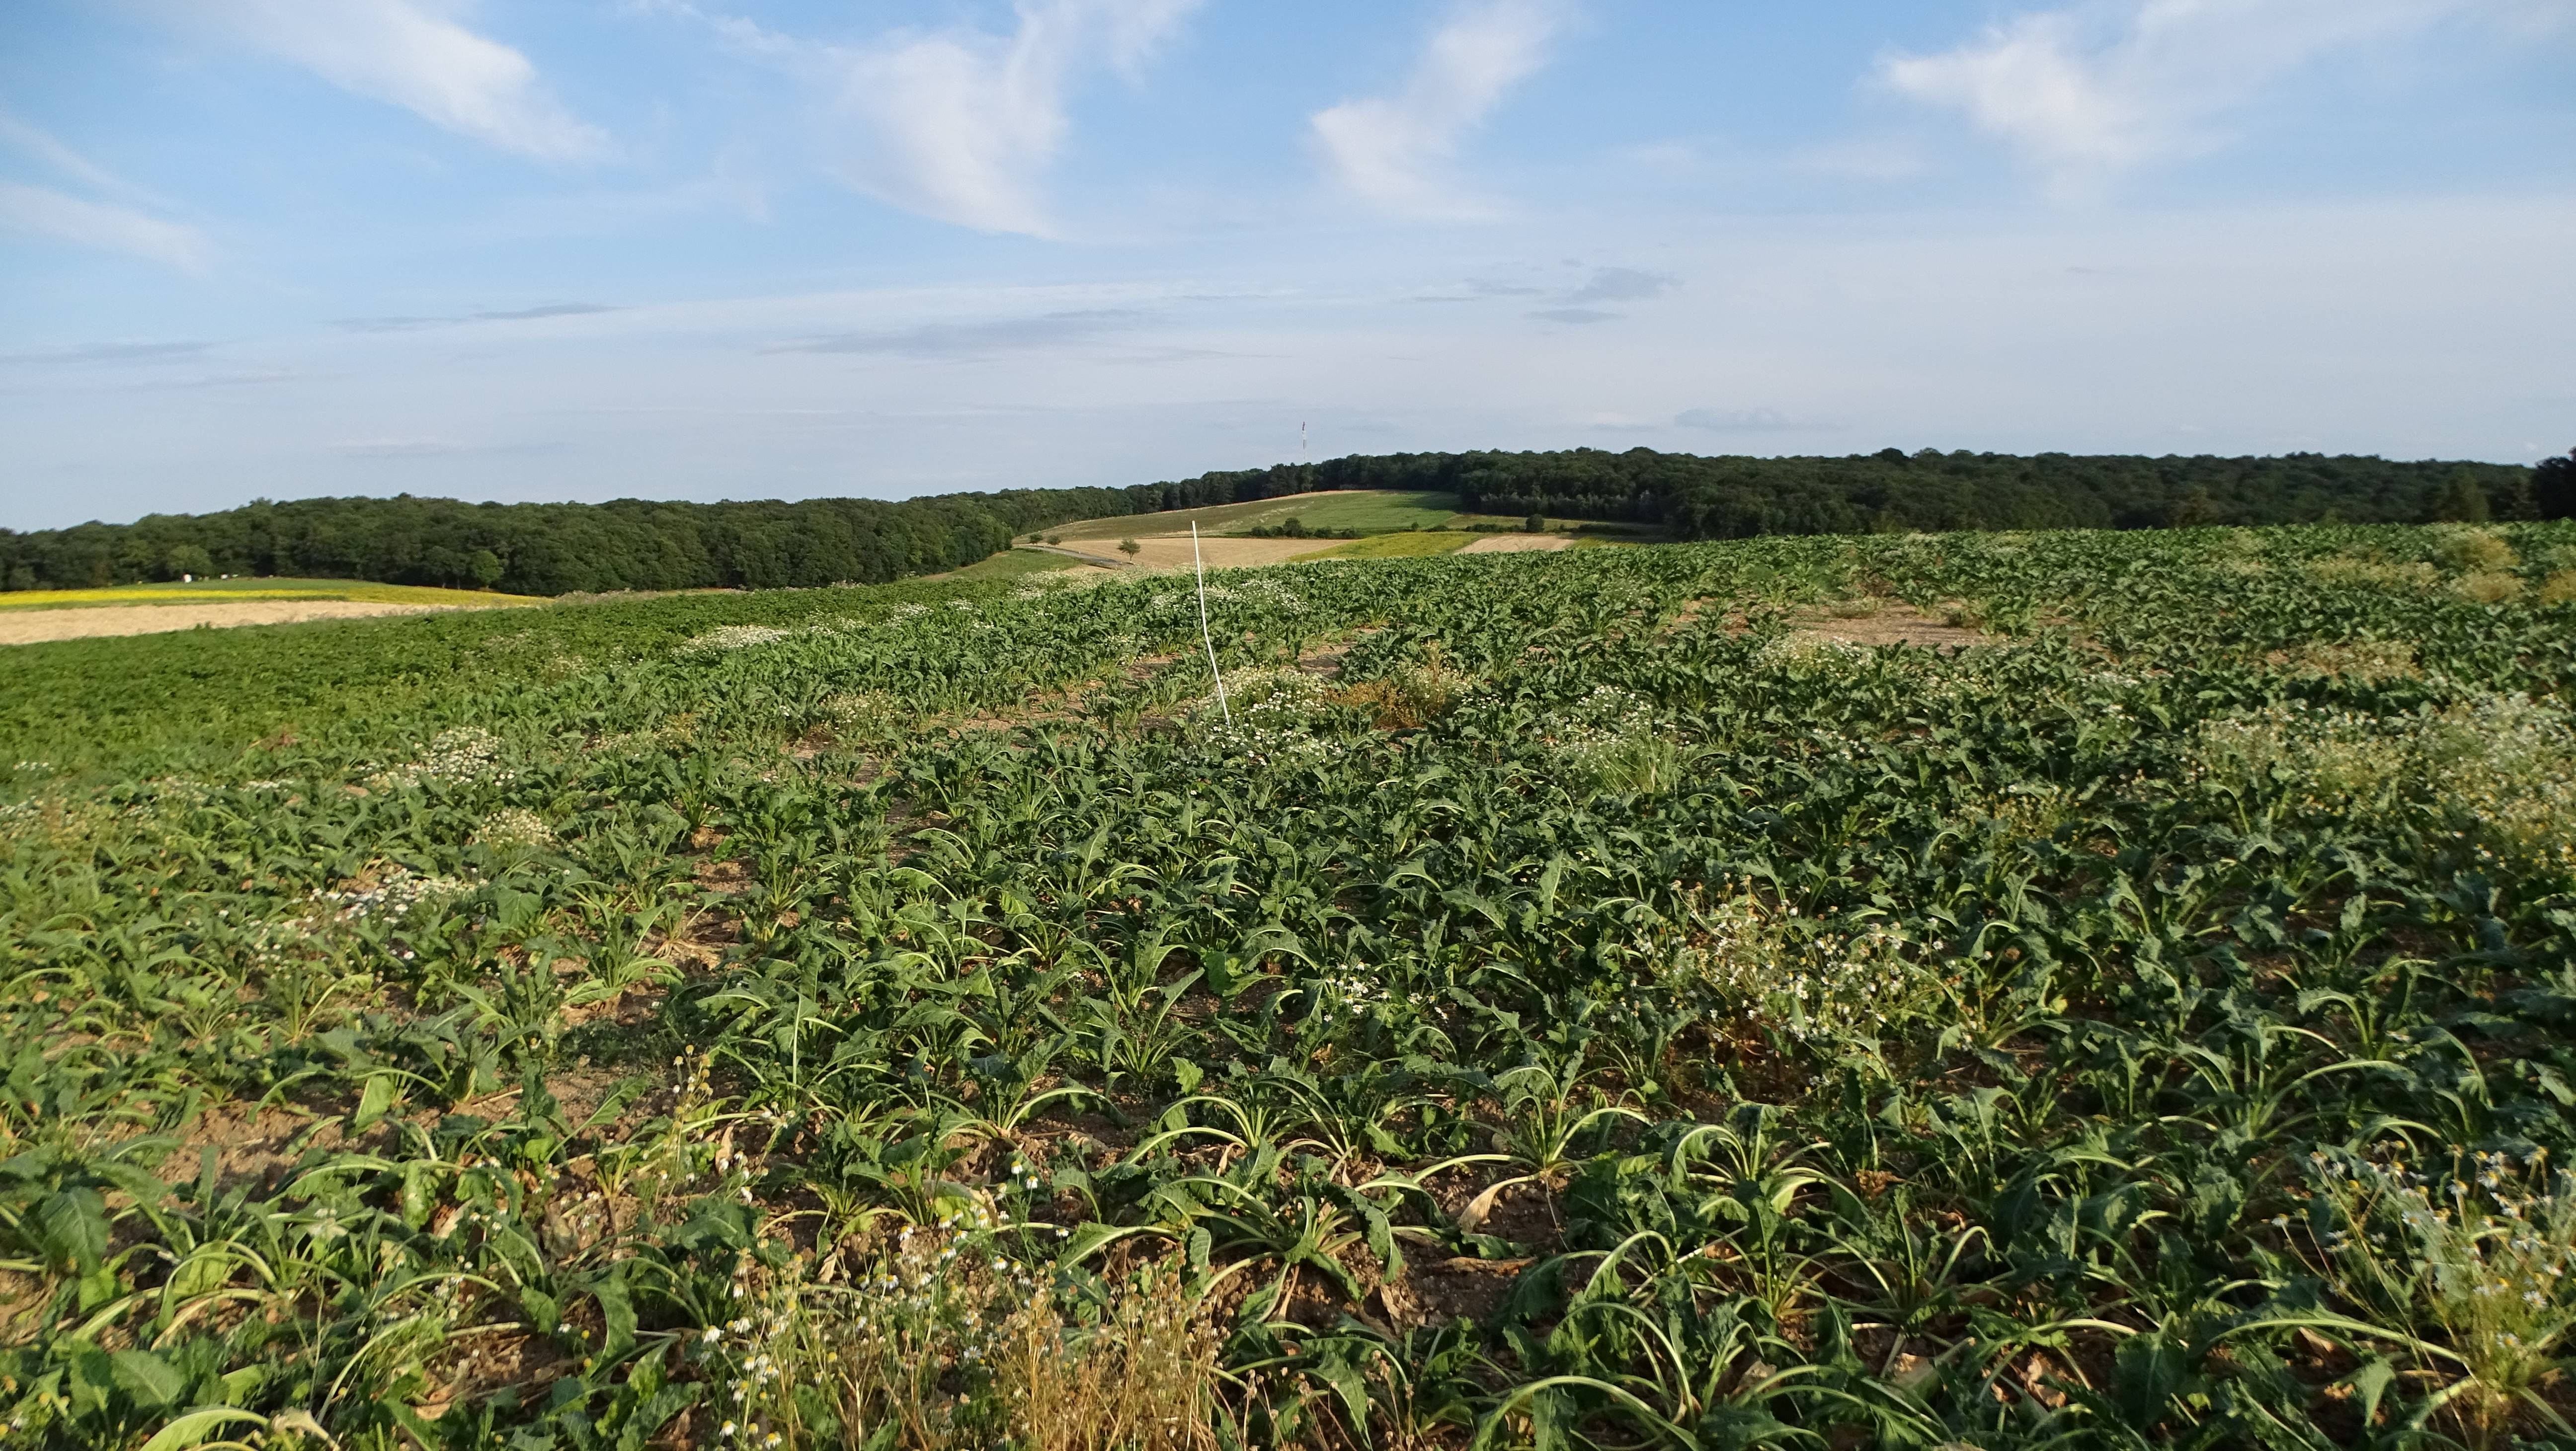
[
  {"x1": 0, "y1": 598, "x2": 530, "y2": 645},
  {"x1": 170, "y1": 1100, "x2": 359, "y2": 1196},
  {"x1": 1047, "y1": 536, "x2": 1341, "y2": 572},
  {"x1": 1379, "y1": 1256, "x2": 1535, "y2": 1329},
  {"x1": 1790, "y1": 603, "x2": 1998, "y2": 648}
]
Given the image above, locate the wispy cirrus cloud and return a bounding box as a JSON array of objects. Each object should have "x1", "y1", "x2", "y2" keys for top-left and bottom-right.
[
  {"x1": 0, "y1": 180, "x2": 209, "y2": 272},
  {"x1": 1881, "y1": 0, "x2": 2554, "y2": 190},
  {"x1": 160, "y1": 0, "x2": 605, "y2": 161},
  {"x1": 1565, "y1": 266, "x2": 1676, "y2": 304},
  {"x1": 333, "y1": 302, "x2": 622, "y2": 333},
  {"x1": 0, "y1": 109, "x2": 170, "y2": 207},
  {"x1": 327, "y1": 436, "x2": 562, "y2": 459},
  {"x1": 0, "y1": 340, "x2": 211, "y2": 367},
  {"x1": 831, "y1": 0, "x2": 1203, "y2": 236},
  {"x1": 1311, "y1": 0, "x2": 1569, "y2": 219},
  {"x1": 0, "y1": 110, "x2": 209, "y2": 271},
  {"x1": 1524, "y1": 265, "x2": 1677, "y2": 323},
  {"x1": 1677, "y1": 406, "x2": 1823, "y2": 433},
  {"x1": 763, "y1": 308, "x2": 1151, "y2": 360},
  {"x1": 328, "y1": 437, "x2": 470, "y2": 458}
]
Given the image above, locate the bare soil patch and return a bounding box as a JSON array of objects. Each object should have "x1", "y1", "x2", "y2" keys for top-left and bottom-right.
[
  {"x1": 1043, "y1": 530, "x2": 1575, "y2": 572},
  {"x1": 1791, "y1": 602, "x2": 1997, "y2": 648},
  {"x1": 1050, "y1": 536, "x2": 1338, "y2": 572},
  {"x1": 0, "y1": 598, "x2": 532, "y2": 645},
  {"x1": 1455, "y1": 533, "x2": 1576, "y2": 555},
  {"x1": 1379, "y1": 1256, "x2": 1534, "y2": 1330}
]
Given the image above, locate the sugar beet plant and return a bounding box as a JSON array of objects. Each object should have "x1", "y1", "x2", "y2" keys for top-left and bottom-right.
[{"x1": 2, "y1": 522, "x2": 2576, "y2": 1449}]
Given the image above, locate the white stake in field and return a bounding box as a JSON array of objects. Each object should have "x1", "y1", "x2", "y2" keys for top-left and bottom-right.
[{"x1": 1193, "y1": 522, "x2": 1230, "y2": 724}]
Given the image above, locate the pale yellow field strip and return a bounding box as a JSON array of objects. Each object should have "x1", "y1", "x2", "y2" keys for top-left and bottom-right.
[
  {"x1": 0, "y1": 597, "x2": 537, "y2": 646},
  {"x1": 0, "y1": 588, "x2": 341, "y2": 608},
  {"x1": 1454, "y1": 534, "x2": 1577, "y2": 554}
]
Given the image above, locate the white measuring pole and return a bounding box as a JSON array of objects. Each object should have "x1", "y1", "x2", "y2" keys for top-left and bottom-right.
[{"x1": 1193, "y1": 522, "x2": 1231, "y2": 724}]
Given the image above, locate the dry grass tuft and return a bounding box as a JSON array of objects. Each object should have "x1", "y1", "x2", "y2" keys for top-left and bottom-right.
[
  {"x1": 2456, "y1": 570, "x2": 2526, "y2": 605},
  {"x1": 2305, "y1": 554, "x2": 2439, "y2": 591},
  {"x1": 994, "y1": 1271, "x2": 1222, "y2": 1451},
  {"x1": 1331, "y1": 650, "x2": 1475, "y2": 729},
  {"x1": 2434, "y1": 528, "x2": 2519, "y2": 573},
  {"x1": 701, "y1": 1230, "x2": 1228, "y2": 1450}
]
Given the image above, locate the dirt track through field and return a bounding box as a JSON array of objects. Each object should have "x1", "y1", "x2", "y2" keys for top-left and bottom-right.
[
  {"x1": 1049, "y1": 537, "x2": 1337, "y2": 572},
  {"x1": 1050, "y1": 532, "x2": 1579, "y2": 572},
  {"x1": 0, "y1": 599, "x2": 531, "y2": 646},
  {"x1": 1455, "y1": 533, "x2": 1576, "y2": 554}
]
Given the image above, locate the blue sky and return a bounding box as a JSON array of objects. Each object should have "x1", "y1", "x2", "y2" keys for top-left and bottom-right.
[{"x1": 1, "y1": 0, "x2": 2571, "y2": 531}]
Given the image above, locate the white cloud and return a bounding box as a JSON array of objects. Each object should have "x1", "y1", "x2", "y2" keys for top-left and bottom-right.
[
  {"x1": 0, "y1": 109, "x2": 169, "y2": 206},
  {"x1": 1311, "y1": 0, "x2": 1567, "y2": 218},
  {"x1": 833, "y1": 0, "x2": 1202, "y2": 236},
  {"x1": 0, "y1": 181, "x2": 209, "y2": 271},
  {"x1": 7, "y1": 192, "x2": 2571, "y2": 527},
  {"x1": 1565, "y1": 266, "x2": 1676, "y2": 304},
  {"x1": 329, "y1": 437, "x2": 470, "y2": 457},
  {"x1": 1881, "y1": 0, "x2": 2540, "y2": 188},
  {"x1": 176, "y1": 0, "x2": 604, "y2": 161},
  {"x1": 1677, "y1": 406, "x2": 1818, "y2": 433},
  {"x1": 0, "y1": 110, "x2": 205, "y2": 270}
]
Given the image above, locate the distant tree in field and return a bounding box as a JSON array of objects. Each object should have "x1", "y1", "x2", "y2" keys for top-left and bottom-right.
[
  {"x1": 1523, "y1": 513, "x2": 1545, "y2": 533},
  {"x1": 2171, "y1": 487, "x2": 2224, "y2": 527},
  {"x1": 1119, "y1": 538, "x2": 1140, "y2": 558},
  {"x1": 2536, "y1": 449, "x2": 2576, "y2": 520},
  {"x1": 468, "y1": 549, "x2": 505, "y2": 588},
  {"x1": 1045, "y1": 535, "x2": 1061, "y2": 545},
  {"x1": 1281, "y1": 517, "x2": 1308, "y2": 538},
  {"x1": 164, "y1": 544, "x2": 214, "y2": 579},
  {"x1": 2429, "y1": 470, "x2": 2491, "y2": 524}
]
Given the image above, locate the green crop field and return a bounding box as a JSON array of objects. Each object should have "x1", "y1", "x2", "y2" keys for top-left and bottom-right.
[
  {"x1": 1043, "y1": 490, "x2": 1463, "y2": 542},
  {"x1": 4, "y1": 523, "x2": 2576, "y2": 1449},
  {"x1": 926, "y1": 549, "x2": 1099, "y2": 583},
  {"x1": 1302, "y1": 532, "x2": 1479, "y2": 561}
]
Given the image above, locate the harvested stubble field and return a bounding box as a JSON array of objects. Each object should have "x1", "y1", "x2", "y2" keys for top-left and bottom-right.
[
  {"x1": 1453, "y1": 534, "x2": 1575, "y2": 556},
  {"x1": 0, "y1": 579, "x2": 543, "y2": 645},
  {"x1": 4, "y1": 523, "x2": 2576, "y2": 1450}
]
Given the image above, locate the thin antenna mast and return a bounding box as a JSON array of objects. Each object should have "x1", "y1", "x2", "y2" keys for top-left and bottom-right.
[
  {"x1": 1192, "y1": 522, "x2": 1230, "y2": 724},
  {"x1": 1301, "y1": 421, "x2": 1309, "y2": 465}
]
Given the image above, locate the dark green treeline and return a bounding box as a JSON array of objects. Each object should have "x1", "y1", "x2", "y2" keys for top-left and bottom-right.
[{"x1": 4, "y1": 447, "x2": 2563, "y2": 596}]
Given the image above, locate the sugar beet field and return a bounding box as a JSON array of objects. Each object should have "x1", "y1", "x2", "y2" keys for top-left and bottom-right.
[{"x1": 5, "y1": 524, "x2": 2576, "y2": 1451}]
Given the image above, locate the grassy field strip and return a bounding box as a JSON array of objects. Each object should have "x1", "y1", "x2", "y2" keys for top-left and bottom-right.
[
  {"x1": 1040, "y1": 488, "x2": 1462, "y2": 541},
  {"x1": 926, "y1": 548, "x2": 1116, "y2": 582},
  {"x1": 1297, "y1": 531, "x2": 1478, "y2": 560}
]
